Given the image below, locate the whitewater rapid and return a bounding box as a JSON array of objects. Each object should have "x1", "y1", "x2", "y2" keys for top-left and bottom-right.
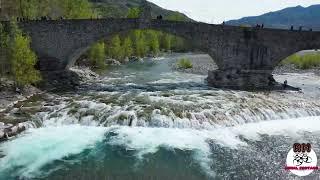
[
  {"x1": 1, "y1": 54, "x2": 320, "y2": 179},
  {"x1": 1, "y1": 116, "x2": 320, "y2": 179}
]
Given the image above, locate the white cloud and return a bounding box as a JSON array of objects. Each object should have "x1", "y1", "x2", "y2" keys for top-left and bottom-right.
[{"x1": 148, "y1": 0, "x2": 320, "y2": 23}]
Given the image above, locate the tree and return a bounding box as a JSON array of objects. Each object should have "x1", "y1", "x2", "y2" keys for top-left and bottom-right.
[
  {"x1": 10, "y1": 26, "x2": 41, "y2": 86},
  {"x1": 162, "y1": 34, "x2": 172, "y2": 51},
  {"x1": 132, "y1": 30, "x2": 147, "y2": 57},
  {"x1": 147, "y1": 30, "x2": 160, "y2": 55},
  {"x1": 0, "y1": 23, "x2": 10, "y2": 75},
  {"x1": 19, "y1": 0, "x2": 38, "y2": 18},
  {"x1": 59, "y1": 0, "x2": 93, "y2": 19},
  {"x1": 127, "y1": 7, "x2": 141, "y2": 18},
  {"x1": 0, "y1": 0, "x2": 20, "y2": 20},
  {"x1": 171, "y1": 36, "x2": 187, "y2": 52},
  {"x1": 109, "y1": 35, "x2": 123, "y2": 60},
  {"x1": 88, "y1": 41, "x2": 106, "y2": 68},
  {"x1": 122, "y1": 37, "x2": 133, "y2": 58}
]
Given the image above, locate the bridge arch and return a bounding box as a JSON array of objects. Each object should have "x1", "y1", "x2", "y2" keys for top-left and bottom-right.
[
  {"x1": 274, "y1": 49, "x2": 320, "y2": 72},
  {"x1": 18, "y1": 19, "x2": 225, "y2": 71},
  {"x1": 13, "y1": 18, "x2": 320, "y2": 89},
  {"x1": 67, "y1": 27, "x2": 202, "y2": 69}
]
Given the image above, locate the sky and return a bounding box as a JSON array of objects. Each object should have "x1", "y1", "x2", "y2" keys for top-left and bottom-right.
[{"x1": 148, "y1": 0, "x2": 320, "y2": 23}]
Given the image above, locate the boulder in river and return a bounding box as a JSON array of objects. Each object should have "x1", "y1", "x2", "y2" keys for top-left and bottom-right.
[
  {"x1": 105, "y1": 59, "x2": 121, "y2": 66},
  {"x1": 0, "y1": 123, "x2": 28, "y2": 142},
  {"x1": 129, "y1": 56, "x2": 143, "y2": 62}
]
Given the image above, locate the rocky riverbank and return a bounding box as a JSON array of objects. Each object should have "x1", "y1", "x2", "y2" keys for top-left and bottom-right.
[
  {"x1": 169, "y1": 53, "x2": 320, "y2": 76},
  {"x1": 0, "y1": 67, "x2": 99, "y2": 141},
  {"x1": 0, "y1": 78, "x2": 42, "y2": 141},
  {"x1": 273, "y1": 63, "x2": 320, "y2": 75},
  {"x1": 169, "y1": 53, "x2": 319, "y2": 90},
  {"x1": 169, "y1": 53, "x2": 218, "y2": 75}
]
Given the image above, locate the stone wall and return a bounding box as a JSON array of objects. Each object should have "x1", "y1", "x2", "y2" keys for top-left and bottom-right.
[{"x1": 1, "y1": 17, "x2": 319, "y2": 89}]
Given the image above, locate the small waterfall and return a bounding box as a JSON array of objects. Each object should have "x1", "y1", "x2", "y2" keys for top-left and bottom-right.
[
  {"x1": 28, "y1": 89, "x2": 320, "y2": 129},
  {"x1": 1, "y1": 56, "x2": 320, "y2": 180}
]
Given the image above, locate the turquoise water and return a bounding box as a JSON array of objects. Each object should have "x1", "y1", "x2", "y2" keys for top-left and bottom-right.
[{"x1": 1, "y1": 55, "x2": 320, "y2": 179}]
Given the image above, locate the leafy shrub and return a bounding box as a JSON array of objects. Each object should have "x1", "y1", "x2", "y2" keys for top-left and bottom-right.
[
  {"x1": 127, "y1": 7, "x2": 141, "y2": 18},
  {"x1": 282, "y1": 52, "x2": 320, "y2": 69},
  {"x1": 10, "y1": 30, "x2": 41, "y2": 86},
  {"x1": 0, "y1": 23, "x2": 10, "y2": 76},
  {"x1": 88, "y1": 41, "x2": 106, "y2": 68},
  {"x1": 177, "y1": 58, "x2": 193, "y2": 69}
]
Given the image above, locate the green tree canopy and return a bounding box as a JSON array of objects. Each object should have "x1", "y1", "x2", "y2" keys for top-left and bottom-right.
[
  {"x1": 147, "y1": 30, "x2": 160, "y2": 55},
  {"x1": 109, "y1": 35, "x2": 123, "y2": 60},
  {"x1": 59, "y1": 0, "x2": 93, "y2": 19},
  {"x1": 9, "y1": 24, "x2": 41, "y2": 86},
  {"x1": 0, "y1": 23, "x2": 10, "y2": 75},
  {"x1": 0, "y1": 0, "x2": 94, "y2": 19},
  {"x1": 88, "y1": 41, "x2": 106, "y2": 68},
  {"x1": 127, "y1": 7, "x2": 141, "y2": 18},
  {"x1": 123, "y1": 37, "x2": 133, "y2": 58},
  {"x1": 162, "y1": 34, "x2": 172, "y2": 51}
]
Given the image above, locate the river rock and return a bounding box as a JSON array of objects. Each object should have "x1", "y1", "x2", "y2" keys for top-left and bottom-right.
[
  {"x1": 106, "y1": 59, "x2": 121, "y2": 66},
  {"x1": 129, "y1": 56, "x2": 143, "y2": 62},
  {"x1": 0, "y1": 130, "x2": 4, "y2": 139},
  {"x1": 39, "y1": 70, "x2": 81, "y2": 91},
  {"x1": 11, "y1": 126, "x2": 18, "y2": 134}
]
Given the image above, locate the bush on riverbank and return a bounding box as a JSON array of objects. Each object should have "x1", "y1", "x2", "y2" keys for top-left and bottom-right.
[
  {"x1": 0, "y1": 22, "x2": 41, "y2": 87},
  {"x1": 95, "y1": 7, "x2": 190, "y2": 64},
  {"x1": 88, "y1": 41, "x2": 106, "y2": 69},
  {"x1": 282, "y1": 52, "x2": 320, "y2": 69},
  {"x1": 177, "y1": 58, "x2": 193, "y2": 69}
]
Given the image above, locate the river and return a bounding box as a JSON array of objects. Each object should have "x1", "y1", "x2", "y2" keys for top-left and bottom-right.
[{"x1": 0, "y1": 54, "x2": 320, "y2": 180}]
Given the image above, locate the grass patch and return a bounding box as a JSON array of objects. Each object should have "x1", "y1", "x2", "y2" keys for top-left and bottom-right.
[
  {"x1": 177, "y1": 58, "x2": 193, "y2": 69},
  {"x1": 282, "y1": 52, "x2": 320, "y2": 69}
]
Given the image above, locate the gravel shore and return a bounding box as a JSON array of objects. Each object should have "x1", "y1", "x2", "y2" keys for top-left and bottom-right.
[
  {"x1": 169, "y1": 53, "x2": 218, "y2": 75},
  {"x1": 273, "y1": 63, "x2": 320, "y2": 76},
  {"x1": 170, "y1": 53, "x2": 320, "y2": 76}
]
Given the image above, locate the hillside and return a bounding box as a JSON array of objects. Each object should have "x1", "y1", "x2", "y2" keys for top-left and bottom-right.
[
  {"x1": 226, "y1": 4, "x2": 320, "y2": 30},
  {"x1": 0, "y1": 0, "x2": 191, "y2": 21},
  {"x1": 90, "y1": 0, "x2": 192, "y2": 20}
]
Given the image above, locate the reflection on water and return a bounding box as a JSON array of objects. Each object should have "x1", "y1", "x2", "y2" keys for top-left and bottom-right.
[{"x1": 0, "y1": 54, "x2": 320, "y2": 180}]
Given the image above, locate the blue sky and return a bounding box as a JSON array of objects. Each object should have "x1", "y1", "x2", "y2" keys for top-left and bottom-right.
[{"x1": 148, "y1": 0, "x2": 320, "y2": 23}]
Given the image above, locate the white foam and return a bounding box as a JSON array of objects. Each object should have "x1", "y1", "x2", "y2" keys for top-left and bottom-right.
[
  {"x1": 0, "y1": 125, "x2": 107, "y2": 178},
  {"x1": 1, "y1": 116, "x2": 320, "y2": 178},
  {"x1": 150, "y1": 72, "x2": 205, "y2": 84},
  {"x1": 107, "y1": 116, "x2": 320, "y2": 177}
]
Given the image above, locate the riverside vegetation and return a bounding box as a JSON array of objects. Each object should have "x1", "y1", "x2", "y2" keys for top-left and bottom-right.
[
  {"x1": 281, "y1": 52, "x2": 320, "y2": 69},
  {"x1": 86, "y1": 7, "x2": 190, "y2": 69},
  {"x1": 177, "y1": 58, "x2": 193, "y2": 69},
  {"x1": 0, "y1": 0, "x2": 318, "y2": 88},
  {"x1": 0, "y1": 22, "x2": 41, "y2": 87},
  {"x1": 0, "y1": 0, "x2": 190, "y2": 89}
]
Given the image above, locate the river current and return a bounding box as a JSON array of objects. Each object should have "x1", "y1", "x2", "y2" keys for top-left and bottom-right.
[{"x1": 0, "y1": 54, "x2": 320, "y2": 180}]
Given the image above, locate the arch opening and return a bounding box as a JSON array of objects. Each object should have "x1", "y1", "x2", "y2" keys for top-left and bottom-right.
[
  {"x1": 72, "y1": 28, "x2": 218, "y2": 74},
  {"x1": 273, "y1": 49, "x2": 320, "y2": 74}
]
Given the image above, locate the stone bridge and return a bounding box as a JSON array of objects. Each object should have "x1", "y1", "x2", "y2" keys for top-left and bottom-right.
[{"x1": 7, "y1": 14, "x2": 320, "y2": 89}]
